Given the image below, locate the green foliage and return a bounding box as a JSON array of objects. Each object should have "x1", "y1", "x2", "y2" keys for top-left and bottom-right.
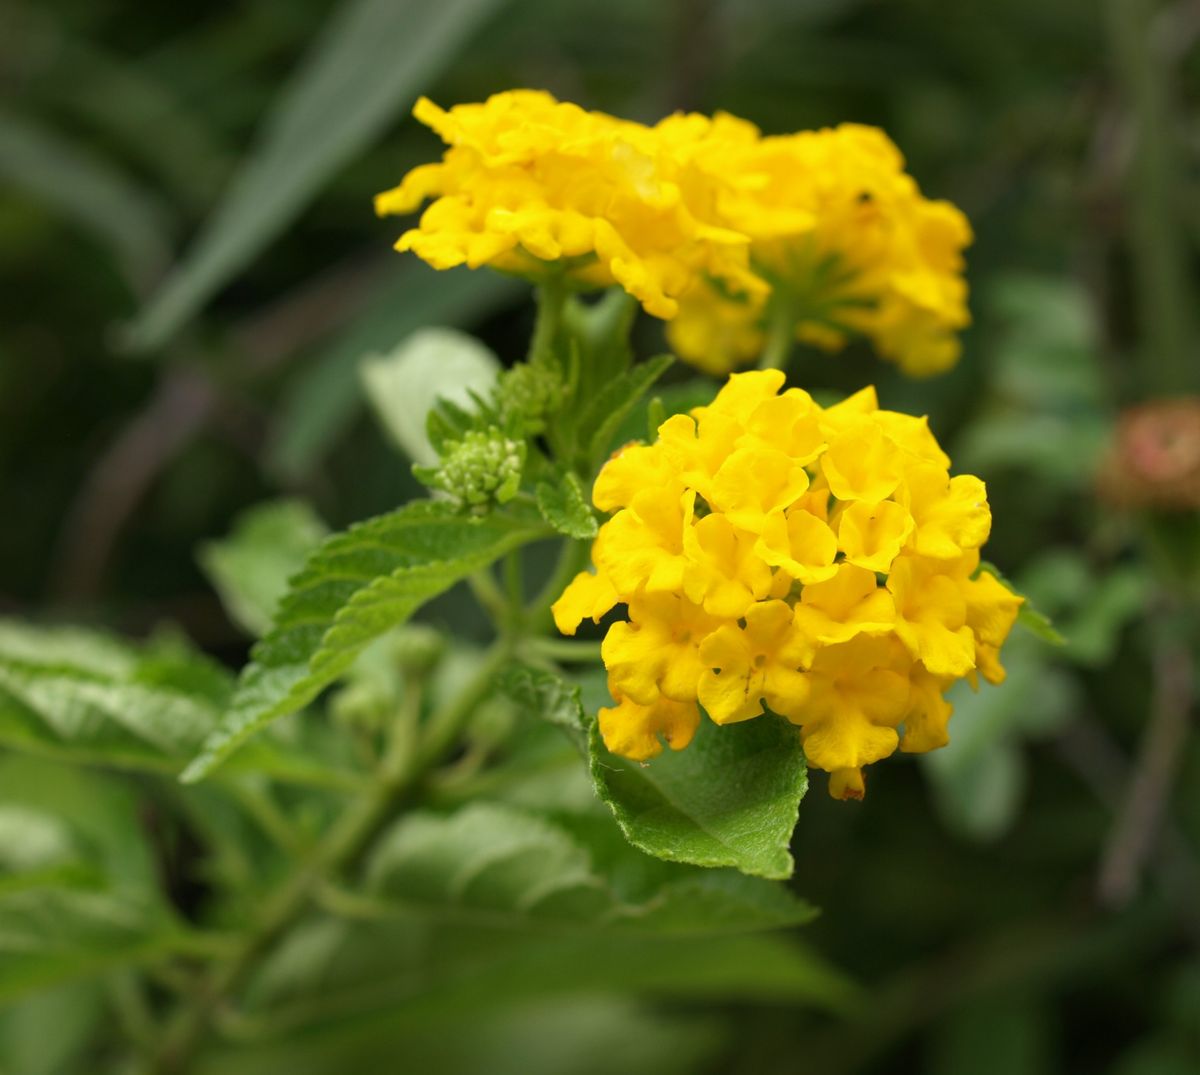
[
  {"x1": 590, "y1": 714, "x2": 809, "y2": 880},
  {"x1": 534, "y1": 472, "x2": 597, "y2": 539},
  {"x1": 499, "y1": 662, "x2": 808, "y2": 879},
  {"x1": 198, "y1": 499, "x2": 329, "y2": 637},
  {"x1": 124, "y1": 0, "x2": 508, "y2": 351},
  {"x1": 360, "y1": 328, "x2": 501, "y2": 466},
  {"x1": 182, "y1": 501, "x2": 547, "y2": 781},
  {"x1": 367, "y1": 800, "x2": 818, "y2": 932}
]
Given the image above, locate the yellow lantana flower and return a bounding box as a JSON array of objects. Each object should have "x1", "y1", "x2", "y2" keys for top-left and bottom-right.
[
  {"x1": 553, "y1": 369, "x2": 1021, "y2": 798},
  {"x1": 378, "y1": 93, "x2": 971, "y2": 378},
  {"x1": 666, "y1": 123, "x2": 972, "y2": 377},
  {"x1": 375, "y1": 90, "x2": 761, "y2": 320}
]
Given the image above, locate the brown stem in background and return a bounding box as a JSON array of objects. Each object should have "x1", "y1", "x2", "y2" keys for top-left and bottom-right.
[{"x1": 1098, "y1": 628, "x2": 1195, "y2": 905}]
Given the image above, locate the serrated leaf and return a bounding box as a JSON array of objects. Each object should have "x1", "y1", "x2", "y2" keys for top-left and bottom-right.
[
  {"x1": 366, "y1": 800, "x2": 817, "y2": 935},
  {"x1": 590, "y1": 712, "x2": 807, "y2": 880},
  {"x1": 497, "y1": 661, "x2": 588, "y2": 752},
  {"x1": 535, "y1": 473, "x2": 597, "y2": 540},
  {"x1": 361, "y1": 328, "x2": 500, "y2": 466},
  {"x1": 978, "y1": 560, "x2": 1066, "y2": 645},
  {"x1": 198, "y1": 498, "x2": 328, "y2": 637},
  {"x1": 577, "y1": 353, "x2": 674, "y2": 463},
  {"x1": 182, "y1": 501, "x2": 546, "y2": 782},
  {"x1": 123, "y1": 0, "x2": 507, "y2": 351}
]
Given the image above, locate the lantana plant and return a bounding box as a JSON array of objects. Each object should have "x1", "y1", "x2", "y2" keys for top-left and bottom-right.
[{"x1": 0, "y1": 90, "x2": 1059, "y2": 1069}]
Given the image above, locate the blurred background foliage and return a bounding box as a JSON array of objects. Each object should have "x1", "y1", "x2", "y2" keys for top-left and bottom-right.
[{"x1": 2, "y1": 0, "x2": 1199, "y2": 1072}]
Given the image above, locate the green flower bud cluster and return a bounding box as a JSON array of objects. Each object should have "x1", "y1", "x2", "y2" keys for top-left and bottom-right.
[
  {"x1": 415, "y1": 427, "x2": 526, "y2": 508},
  {"x1": 495, "y1": 358, "x2": 564, "y2": 434}
]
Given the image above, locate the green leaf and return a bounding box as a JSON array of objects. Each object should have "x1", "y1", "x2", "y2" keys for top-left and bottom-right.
[
  {"x1": 367, "y1": 803, "x2": 611, "y2": 923},
  {"x1": 0, "y1": 620, "x2": 358, "y2": 788},
  {"x1": 0, "y1": 759, "x2": 195, "y2": 1001},
  {"x1": 576, "y1": 354, "x2": 674, "y2": 463},
  {"x1": 496, "y1": 661, "x2": 588, "y2": 752},
  {"x1": 590, "y1": 713, "x2": 808, "y2": 880},
  {"x1": 269, "y1": 265, "x2": 519, "y2": 480},
  {"x1": 198, "y1": 498, "x2": 329, "y2": 637},
  {"x1": 123, "y1": 0, "x2": 507, "y2": 352},
  {"x1": 368, "y1": 801, "x2": 818, "y2": 934},
  {"x1": 978, "y1": 560, "x2": 1066, "y2": 645},
  {"x1": 500, "y1": 663, "x2": 807, "y2": 879},
  {"x1": 534, "y1": 472, "x2": 598, "y2": 540},
  {"x1": 0, "y1": 889, "x2": 198, "y2": 1002},
  {"x1": 361, "y1": 328, "x2": 501, "y2": 466},
  {"x1": 182, "y1": 501, "x2": 546, "y2": 782}
]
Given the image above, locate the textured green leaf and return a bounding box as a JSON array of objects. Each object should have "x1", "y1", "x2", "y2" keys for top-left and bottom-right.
[
  {"x1": 0, "y1": 621, "x2": 357, "y2": 788},
  {"x1": 590, "y1": 711, "x2": 807, "y2": 880},
  {"x1": 535, "y1": 472, "x2": 598, "y2": 540},
  {"x1": 501, "y1": 664, "x2": 808, "y2": 880},
  {"x1": 367, "y1": 803, "x2": 611, "y2": 923},
  {"x1": 124, "y1": 0, "x2": 506, "y2": 351},
  {"x1": 577, "y1": 353, "x2": 674, "y2": 463},
  {"x1": 497, "y1": 661, "x2": 588, "y2": 751},
  {"x1": 361, "y1": 328, "x2": 500, "y2": 466},
  {"x1": 0, "y1": 759, "x2": 192, "y2": 1000},
  {"x1": 182, "y1": 501, "x2": 546, "y2": 782},
  {"x1": 0, "y1": 888, "x2": 196, "y2": 1002},
  {"x1": 368, "y1": 801, "x2": 817, "y2": 934},
  {"x1": 198, "y1": 499, "x2": 329, "y2": 637}
]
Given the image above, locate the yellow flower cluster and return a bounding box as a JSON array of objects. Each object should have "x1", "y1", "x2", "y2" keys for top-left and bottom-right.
[
  {"x1": 374, "y1": 91, "x2": 763, "y2": 320},
  {"x1": 668, "y1": 124, "x2": 973, "y2": 378},
  {"x1": 552, "y1": 370, "x2": 1022, "y2": 799},
  {"x1": 378, "y1": 91, "x2": 970, "y2": 376}
]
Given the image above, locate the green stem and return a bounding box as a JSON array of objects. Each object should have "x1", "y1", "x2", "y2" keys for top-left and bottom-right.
[
  {"x1": 144, "y1": 647, "x2": 507, "y2": 1074},
  {"x1": 526, "y1": 537, "x2": 590, "y2": 634},
  {"x1": 524, "y1": 637, "x2": 603, "y2": 663},
  {"x1": 1107, "y1": 0, "x2": 1195, "y2": 395},
  {"x1": 467, "y1": 568, "x2": 507, "y2": 629},
  {"x1": 757, "y1": 298, "x2": 796, "y2": 371},
  {"x1": 529, "y1": 278, "x2": 567, "y2": 365}
]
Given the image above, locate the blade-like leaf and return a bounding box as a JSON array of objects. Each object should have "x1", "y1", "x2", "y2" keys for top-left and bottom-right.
[
  {"x1": 535, "y1": 473, "x2": 598, "y2": 540},
  {"x1": 590, "y1": 711, "x2": 807, "y2": 880},
  {"x1": 0, "y1": 109, "x2": 171, "y2": 293},
  {"x1": 198, "y1": 498, "x2": 329, "y2": 637},
  {"x1": 182, "y1": 501, "x2": 547, "y2": 782},
  {"x1": 124, "y1": 0, "x2": 505, "y2": 352}
]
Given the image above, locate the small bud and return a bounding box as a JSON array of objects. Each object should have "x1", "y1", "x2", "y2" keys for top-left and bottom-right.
[
  {"x1": 415, "y1": 427, "x2": 526, "y2": 508},
  {"x1": 495, "y1": 360, "x2": 564, "y2": 433},
  {"x1": 389, "y1": 624, "x2": 446, "y2": 673}
]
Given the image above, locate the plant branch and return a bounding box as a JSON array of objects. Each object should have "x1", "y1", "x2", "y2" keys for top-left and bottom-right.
[{"x1": 144, "y1": 645, "x2": 509, "y2": 1073}]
